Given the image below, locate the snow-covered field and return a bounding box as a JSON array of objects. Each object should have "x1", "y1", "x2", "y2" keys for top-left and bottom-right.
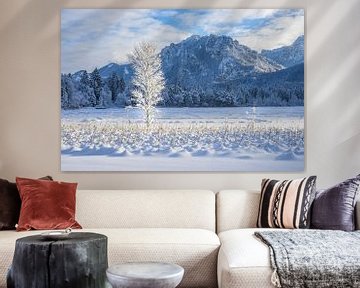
[{"x1": 61, "y1": 107, "x2": 304, "y2": 171}]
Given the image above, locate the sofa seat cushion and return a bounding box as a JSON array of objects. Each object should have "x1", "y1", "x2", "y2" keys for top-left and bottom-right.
[
  {"x1": 102, "y1": 228, "x2": 220, "y2": 288},
  {"x1": 0, "y1": 228, "x2": 219, "y2": 288},
  {"x1": 218, "y1": 228, "x2": 281, "y2": 288}
]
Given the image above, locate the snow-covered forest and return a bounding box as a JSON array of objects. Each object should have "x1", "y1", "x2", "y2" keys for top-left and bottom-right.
[{"x1": 61, "y1": 34, "x2": 304, "y2": 109}]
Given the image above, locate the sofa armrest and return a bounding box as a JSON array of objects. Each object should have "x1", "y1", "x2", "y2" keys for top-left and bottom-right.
[{"x1": 356, "y1": 201, "x2": 360, "y2": 230}]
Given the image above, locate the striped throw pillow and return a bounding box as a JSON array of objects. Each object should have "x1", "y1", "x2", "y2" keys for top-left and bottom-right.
[{"x1": 257, "y1": 176, "x2": 317, "y2": 229}]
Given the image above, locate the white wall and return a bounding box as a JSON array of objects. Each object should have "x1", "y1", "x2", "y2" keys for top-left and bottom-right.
[{"x1": 0, "y1": 0, "x2": 359, "y2": 190}]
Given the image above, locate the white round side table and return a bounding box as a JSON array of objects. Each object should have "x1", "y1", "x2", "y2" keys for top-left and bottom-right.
[{"x1": 106, "y1": 262, "x2": 184, "y2": 288}]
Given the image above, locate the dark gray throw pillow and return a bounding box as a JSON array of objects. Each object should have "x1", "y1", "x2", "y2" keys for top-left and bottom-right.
[
  {"x1": 311, "y1": 174, "x2": 360, "y2": 231},
  {"x1": 0, "y1": 179, "x2": 20, "y2": 230},
  {"x1": 0, "y1": 176, "x2": 53, "y2": 230}
]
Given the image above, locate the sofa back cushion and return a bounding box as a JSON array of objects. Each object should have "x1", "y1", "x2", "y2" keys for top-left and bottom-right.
[
  {"x1": 216, "y1": 190, "x2": 260, "y2": 233},
  {"x1": 217, "y1": 189, "x2": 360, "y2": 233},
  {"x1": 76, "y1": 190, "x2": 216, "y2": 231}
]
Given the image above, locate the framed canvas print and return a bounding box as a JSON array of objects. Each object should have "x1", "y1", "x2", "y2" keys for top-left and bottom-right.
[{"x1": 61, "y1": 9, "x2": 304, "y2": 171}]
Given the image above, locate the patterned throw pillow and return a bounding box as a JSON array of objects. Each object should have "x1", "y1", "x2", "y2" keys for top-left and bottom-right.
[{"x1": 257, "y1": 176, "x2": 317, "y2": 229}]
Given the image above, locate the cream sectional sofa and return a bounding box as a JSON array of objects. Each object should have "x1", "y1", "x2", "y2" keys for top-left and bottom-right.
[{"x1": 1, "y1": 189, "x2": 359, "y2": 288}]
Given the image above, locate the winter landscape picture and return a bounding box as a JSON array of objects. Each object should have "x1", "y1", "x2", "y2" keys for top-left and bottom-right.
[{"x1": 61, "y1": 9, "x2": 305, "y2": 171}]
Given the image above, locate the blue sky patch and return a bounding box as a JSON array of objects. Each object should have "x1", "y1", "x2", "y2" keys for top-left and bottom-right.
[{"x1": 61, "y1": 9, "x2": 304, "y2": 73}]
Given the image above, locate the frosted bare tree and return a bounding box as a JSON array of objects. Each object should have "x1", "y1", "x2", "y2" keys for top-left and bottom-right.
[{"x1": 128, "y1": 42, "x2": 165, "y2": 128}]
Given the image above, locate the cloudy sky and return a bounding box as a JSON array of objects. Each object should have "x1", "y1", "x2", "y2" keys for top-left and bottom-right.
[{"x1": 61, "y1": 9, "x2": 304, "y2": 73}]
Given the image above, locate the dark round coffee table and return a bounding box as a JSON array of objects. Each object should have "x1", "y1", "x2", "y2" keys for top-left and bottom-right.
[
  {"x1": 106, "y1": 262, "x2": 184, "y2": 288},
  {"x1": 7, "y1": 232, "x2": 108, "y2": 288}
]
